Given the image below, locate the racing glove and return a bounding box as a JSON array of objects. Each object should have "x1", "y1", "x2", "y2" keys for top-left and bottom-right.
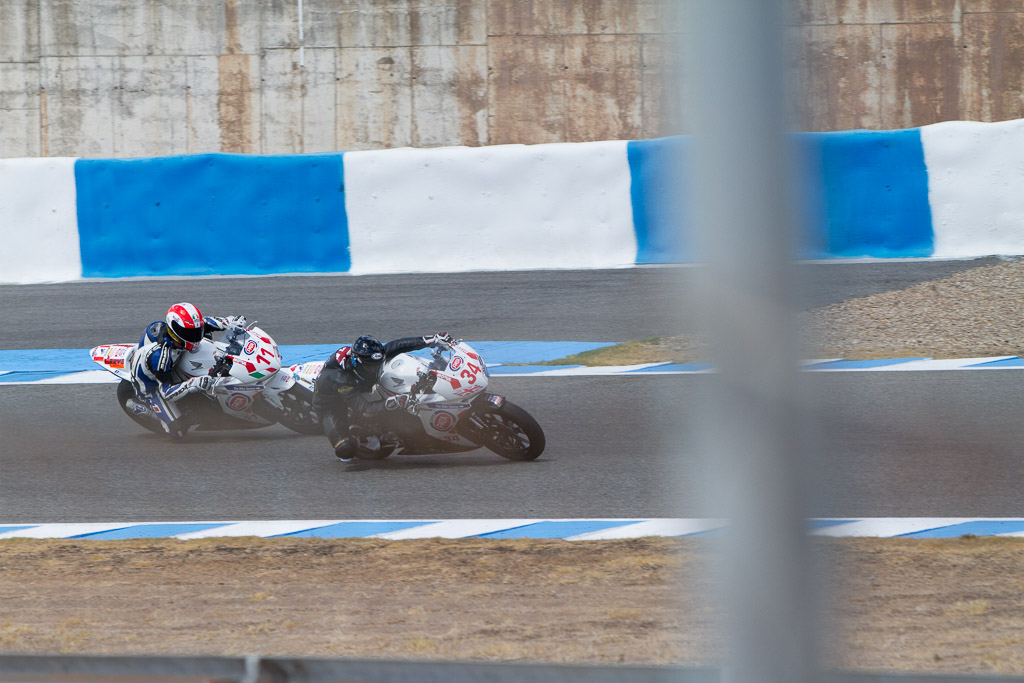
[
  {"x1": 422, "y1": 332, "x2": 456, "y2": 346},
  {"x1": 162, "y1": 375, "x2": 212, "y2": 402},
  {"x1": 187, "y1": 375, "x2": 214, "y2": 395},
  {"x1": 384, "y1": 395, "x2": 410, "y2": 411},
  {"x1": 205, "y1": 315, "x2": 246, "y2": 331}
]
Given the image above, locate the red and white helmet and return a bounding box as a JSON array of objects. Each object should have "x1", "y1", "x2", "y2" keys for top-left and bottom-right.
[{"x1": 165, "y1": 302, "x2": 204, "y2": 351}]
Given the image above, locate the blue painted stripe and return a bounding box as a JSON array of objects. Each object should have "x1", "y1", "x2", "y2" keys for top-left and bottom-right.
[
  {"x1": 808, "y1": 357, "x2": 928, "y2": 370},
  {"x1": 0, "y1": 371, "x2": 73, "y2": 383},
  {"x1": 478, "y1": 520, "x2": 639, "y2": 539},
  {"x1": 795, "y1": 129, "x2": 934, "y2": 258},
  {"x1": 0, "y1": 349, "x2": 98, "y2": 373},
  {"x1": 0, "y1": 526, "x2": 33, "y2": 534},
  {"x1": 627, "y1": 362, "x2": 713, "y2": 373},
  {"x1": 74, "y1": 523, "x2": 229, "y2": 539},
  {"x1": 900, "y1": 521, "x2": 1024, "y2": 538},
  {"x1": 277, "y1": 522, "x2": 426, "y2": 538},
  {"x1": 967, "y1": 357, "x2": 1024, "y2": 368},
  {"x1": 627, "y1": 137, "x2": 689, "y2": 263},
  {"x1": 0, "y1": 342, "x2": 618, "y2": 375},
  {"x1": 74, "y1": 153, "x2": 350, "y2": 278}
]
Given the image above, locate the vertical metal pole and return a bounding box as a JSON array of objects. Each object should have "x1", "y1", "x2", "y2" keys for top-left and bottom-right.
[{"x1": 687, "y1": 1, "x2": 817, "y2": 682}]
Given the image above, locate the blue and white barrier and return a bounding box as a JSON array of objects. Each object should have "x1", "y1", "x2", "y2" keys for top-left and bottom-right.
[{"x1": 3, "y1": 119, "x2": 1024, "y2": 284}]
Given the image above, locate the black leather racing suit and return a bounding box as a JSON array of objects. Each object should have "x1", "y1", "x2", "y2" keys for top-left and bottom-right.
[{"x1": 313, "y1": 337, "x2": 429, "y2": 456}]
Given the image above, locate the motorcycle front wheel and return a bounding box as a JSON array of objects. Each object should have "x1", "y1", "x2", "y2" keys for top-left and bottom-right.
[
  {"x1": 478, "y1": 401, "x2": 545, "y2": 461},
  {"x1": 116, "y1": 379, "x2": 165, "y2": 435}
]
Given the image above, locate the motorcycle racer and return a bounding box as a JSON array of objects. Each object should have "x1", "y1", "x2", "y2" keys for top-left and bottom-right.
[
  {"x1": 128, "y1": 302, "x2": 245, "y2": 437},
  {"x1": 314, "y1": 333, "x2": 455, "y2": 461}
]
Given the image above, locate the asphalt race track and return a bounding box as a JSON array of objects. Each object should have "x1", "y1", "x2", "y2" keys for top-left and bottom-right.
[{"x1": 3, "y1": 258, "x2": 1020, "y2": 523}]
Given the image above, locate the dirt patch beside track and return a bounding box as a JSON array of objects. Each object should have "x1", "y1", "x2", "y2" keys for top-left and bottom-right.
[{"x1": 3, "y1": 536, "x2": 1024, "y2": 675}]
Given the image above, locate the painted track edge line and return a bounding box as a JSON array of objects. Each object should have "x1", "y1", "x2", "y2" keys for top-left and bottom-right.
[{"x1": 3, "y1": 519, "x2": 1024, "y2": 540}]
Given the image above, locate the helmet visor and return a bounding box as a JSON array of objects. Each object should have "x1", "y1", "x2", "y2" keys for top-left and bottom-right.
[
  {"x1": 351, "y1": 352, "x2": 384, "y2": 378},
  {"x1": 168, "y1": 321, "x2": 204, "y2": 347}
]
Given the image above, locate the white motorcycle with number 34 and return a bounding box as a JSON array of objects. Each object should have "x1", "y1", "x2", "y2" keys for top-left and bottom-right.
[
  {"x1": 90, "y1": 319, "x2": 320, "y2": 436},
  {"x1": 293, "y1": 339, "x2": 545, "y2": 461}
]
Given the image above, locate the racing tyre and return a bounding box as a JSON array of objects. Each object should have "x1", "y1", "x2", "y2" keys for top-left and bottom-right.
[
  {"x1": 116, "y1": 379, "x2": 165, "y2": 435},
  {"x1": 478, "y1": 401, "x2": 545, "y2": 461},
  {"x1": 266, "y1": 385, "x2": 322, "y2": 435}
]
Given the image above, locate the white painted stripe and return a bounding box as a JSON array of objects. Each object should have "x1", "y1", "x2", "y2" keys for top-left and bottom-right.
[
  {"x1": 566, "y1": 518, "x2": 722, "y2": 540},
  {"x1": 373, "y1": 519, "x2": 545, "y2": 539},
  {"x1": 522, "y1": 362, "x2": 684, "y2": 376},
  {"x1": 923, "y1": 119, "x2": 1024, "y2": 259},
  {"x1": 869, "y1": 356, "x2": 1018, "y2": 371},
  {"x1": 0, "y1": 158, "x2": 81, "y2": 284},
  {"x1": 811, "y1": 518, "x2": 971, "y2": 538},
  {"x1": 34, "y1": 370, "x2": 119, "y2": 384},
  {"x1": 344, "y1": 141, "x2": 636, "y2": 275},
  {"x1": 174, "y1": 520, "x2": 342, "y2": 539},
  {"x1": 0, "y1": 523, "x2": 134, "y2": 539}
]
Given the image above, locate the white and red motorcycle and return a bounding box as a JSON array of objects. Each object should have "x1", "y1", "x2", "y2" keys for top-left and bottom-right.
[
  {"x1": 291, "y1": 340, "x2": 545, "y2": 461},
  {"x1": 90, "y1": 320, "x2": 320, "y2": 437}
]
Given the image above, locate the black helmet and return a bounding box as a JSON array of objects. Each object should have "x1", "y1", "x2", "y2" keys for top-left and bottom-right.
[{"x1": 350, "y1": 335, "x2": 385, "y2": 380}]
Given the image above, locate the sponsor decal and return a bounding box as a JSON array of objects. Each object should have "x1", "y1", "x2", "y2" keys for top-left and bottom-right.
[
  {"x1": 244, "y1": 340, "x2": 257, "y2": 355},
  {"x1": 431, "y1": 411, "x2": 455, "y2": 431},
  {"x1": 393, "y1": 359, "x2": 404, "y2": 369},
  {"x1": 391, "y1": 377, "x2": 404, "y2": 386},
  {"x1": 221, "y1": 384, "x2": 264, "y2": 391},
  {"x1": 443, "y1": 434, "x2": 460, "y2": 443},
  {"x1": 227, "y1": 394, "x2": 250, "y2": 411},
  {"x1": 190, "y1": 361, "x2": 203, "y2": 370},
  {"x1": 450, "y1": 356, "x2": 463, "y2": 371},
  {"x1": 487, "y1": 394, "x2": 505, "y2": 407},
  {"x1": 132, "y1": 404, "x2": 148, "y2": 415},
  {"x1": 437, "y1": 373, "x2": 461, "y2": 390},
  {"x1": 423, "y1": 403, "x2": 470, "y2": 411},
  {"x1": 109, "y1": 347, "x2": 128, "y2": 358}
]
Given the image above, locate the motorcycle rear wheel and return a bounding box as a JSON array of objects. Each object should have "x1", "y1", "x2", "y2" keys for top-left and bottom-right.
[
  {"x1": 259, "y1": 384, "x2": 322, "y2": 435},
  {"x1": 478, "y1": 401, "x2": 545, "y2": 461},
  {"x1": 116, "y1": 379, "x2": 165, "y2": 435}
]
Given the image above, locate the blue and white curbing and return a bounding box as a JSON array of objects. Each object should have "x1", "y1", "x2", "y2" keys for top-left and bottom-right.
[
  {"x1": 6, "y1": 118, "x2": 1024, "y2": 284},
  {"x1": 3, "y1": 518, "x2": 1024, "y2": 540},
  {"x1": 4, "y1": 350, "x2": 1024, "y2": 385}
]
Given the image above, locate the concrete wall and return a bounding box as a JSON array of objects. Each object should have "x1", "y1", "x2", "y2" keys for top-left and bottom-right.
[
  {"x1": 790, "y1": 0, "x2": 1024, "y2": 131},
  {"x1": 0, "y1": 0, "x2": 684, "y2": 158}
]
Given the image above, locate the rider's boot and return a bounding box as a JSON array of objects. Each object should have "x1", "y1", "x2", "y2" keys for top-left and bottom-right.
[{"x1": 333, "y1": 436, "x2": 357, "y2": 462}]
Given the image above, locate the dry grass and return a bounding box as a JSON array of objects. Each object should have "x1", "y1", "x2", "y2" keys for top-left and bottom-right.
[
  {"x1": 0, "y1": 537, "x2": 699, "y2": 665},
  {"x1": 7, "y1": 536, "x2": 1024, "y2": 673}
]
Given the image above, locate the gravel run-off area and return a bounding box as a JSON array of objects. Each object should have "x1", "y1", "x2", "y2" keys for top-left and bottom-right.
[{"x1": 577, "y1": 260, "x2": 1024, "y2": 364}]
